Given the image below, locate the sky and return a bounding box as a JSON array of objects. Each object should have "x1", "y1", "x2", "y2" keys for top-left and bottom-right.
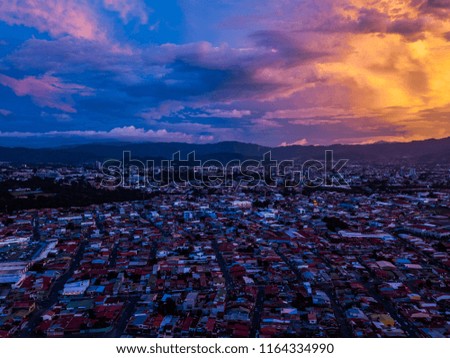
[{"x1": 1, "y1": 0, "x2": 450, "y2": 147}]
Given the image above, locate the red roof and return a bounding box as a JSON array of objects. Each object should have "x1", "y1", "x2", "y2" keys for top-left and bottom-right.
[
  {"x1": 152, "y1": 314, "x2": 164, "y2": 328},
  {"x1": 206, "y1": 318, "x2": 216, "y2": 332},
  {"x1": 181, "y1": 317, "x2": 193, "y2": 331},
  {"x1": 65, "y1": 316, "x2": 87, "y2": 332},
  {"x1": 0, "y1": 330, "x2": 10, "y2": 338}
]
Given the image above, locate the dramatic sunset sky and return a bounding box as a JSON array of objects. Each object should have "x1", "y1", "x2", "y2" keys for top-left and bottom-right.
[{"x1": 1, "y1": 0, "x2": 450, "y2": 147}]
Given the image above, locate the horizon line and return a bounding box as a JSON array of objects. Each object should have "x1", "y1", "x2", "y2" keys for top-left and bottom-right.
[{"x1": 0, "y1": 136, "x2": 449, "y2": 150}]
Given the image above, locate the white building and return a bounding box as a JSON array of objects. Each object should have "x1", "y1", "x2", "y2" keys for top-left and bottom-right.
[
  {"x1": 232, "y1": 200, "x2": 252, "y2": 209},
  {"x1": 62, "y1": 280, "x2": 90, "y2": 296},
  {"x1": 0, "y1": 261, "x2": 30, "y2": 286}
]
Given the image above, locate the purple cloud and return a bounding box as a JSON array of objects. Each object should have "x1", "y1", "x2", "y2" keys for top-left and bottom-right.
[
  {"x1": 0, "y1": 0, "x2": 106, "y2": 41},
  {"x1": 102, "y1": 0, "x2": 151, "y2": 25},
  {"x1": 0, "y1": 73, "x2": 93, "y2": 113},
  {"x1": 0, "y1": 0, "x2": 450, "y2": 146},
  {"x1": 0, "y1": 126, "x2": 207, "y2": 143},
  {"x1": 0, "y1": 108, "x2": 12, "y2": 116}
]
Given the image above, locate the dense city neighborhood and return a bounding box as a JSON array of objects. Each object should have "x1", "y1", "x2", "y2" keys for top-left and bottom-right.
[{"x1": 0, "y1": 162, "x2": 449, "y2": 338}]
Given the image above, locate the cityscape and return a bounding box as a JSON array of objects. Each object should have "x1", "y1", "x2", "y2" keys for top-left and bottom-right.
[
  {"x1": 0, "y1": 157, "x2": 449, "y2": 338},
  {"x1": 1, "y1": 0, "x2": 450, "y2": 345}
]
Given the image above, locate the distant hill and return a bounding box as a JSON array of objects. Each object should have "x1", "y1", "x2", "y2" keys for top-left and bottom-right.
[
  {"x1": 271, "y1": 137, "x2": 450, "y2": 163},
  {"x1": 0, "y1": 138, "x2": 450, "y2": 165},
  {"x1": 0, "y1": 141, "x2": 269, "y2": 165}
]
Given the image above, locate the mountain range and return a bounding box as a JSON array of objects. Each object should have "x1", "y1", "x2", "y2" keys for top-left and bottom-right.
[{"x1": 1, "y1": 137, "x2": 450, "y2": 165}]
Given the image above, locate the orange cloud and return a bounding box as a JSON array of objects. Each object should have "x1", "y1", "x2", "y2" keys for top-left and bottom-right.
[{"x1": 277, "y1": 0, "x2": 450, "y2": 142}]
